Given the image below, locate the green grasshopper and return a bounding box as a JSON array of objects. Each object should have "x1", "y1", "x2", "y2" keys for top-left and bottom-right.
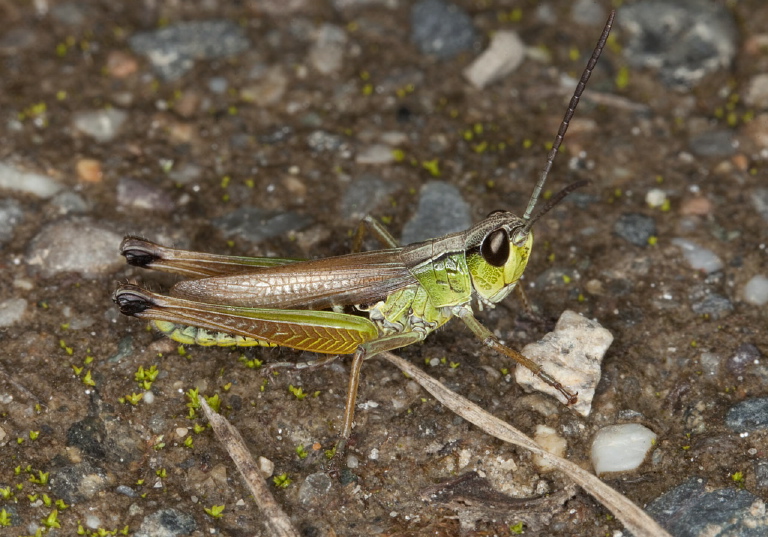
[{"x1": 114, "y1": 12, "x2": 614, "y2": 457}]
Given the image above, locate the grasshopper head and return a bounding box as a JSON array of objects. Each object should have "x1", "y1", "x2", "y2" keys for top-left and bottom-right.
[{"x1": 466, "y1": 211, "x2": 533, "y2": 306}]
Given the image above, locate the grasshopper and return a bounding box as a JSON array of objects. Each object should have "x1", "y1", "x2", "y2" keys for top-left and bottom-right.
[{"x1": 114, "y1": 12, "x2": 614, "y2": 458}]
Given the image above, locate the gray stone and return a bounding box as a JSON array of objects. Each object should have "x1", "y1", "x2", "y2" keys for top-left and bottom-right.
[{"x1": 401, "y1": 181, "x2": 471, "y2": 245}]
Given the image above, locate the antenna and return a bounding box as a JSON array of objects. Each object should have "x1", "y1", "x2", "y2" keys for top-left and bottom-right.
[{"x1": 514, "y1": 10, "x2": 615, "y2": 244}]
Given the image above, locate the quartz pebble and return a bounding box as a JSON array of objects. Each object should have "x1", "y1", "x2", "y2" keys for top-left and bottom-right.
[
  {"x1": 515, "y1": 310, "x2": 613, "y2": 417},
  {"x1": 672, "y1": 238, "x2": 724, "y2": 274},
  {"x1": 591, "y1": 423, "x2": 657, "y2": 475},
  {"x1": 463, "y1": 30, "x2": 525, "y2": 90},
  {"x1": 743, "y1": 275, "x2": 768, "y2": 306}
]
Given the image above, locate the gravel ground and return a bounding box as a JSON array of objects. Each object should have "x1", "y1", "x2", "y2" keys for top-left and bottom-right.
[{"x1": 1, "y1": 1, "x2": 768, "y2": 536}]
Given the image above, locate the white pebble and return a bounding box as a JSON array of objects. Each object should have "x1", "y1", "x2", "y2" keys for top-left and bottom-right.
[
  {"x1": 671, "y1": 238, "x2": 724, "y2": 273},
  {"x1": 258, "y1": 456, "x2": 274, "y2": 477},
  {"x1": 515, "y1": 310, "x2": 613, "y2": 417},
  {"x1": 591, "y1": 423, "x2": 657, "y2": 475},
  {"x1": 142, "y1": 391, "x2": 154, "y2": 404},
  {"x1": 463, "y1": 31, "x2": 525, "y2": 89},
  {"x1": 0, "y1": 163, "x2": 62, "y2": 199},
  {"x1": 0, "y1": 298, "x2": 27, "y2": 327},
  {"x1": 645, "y1": 188, "x2": 667, "y2": 208},
  {"x1": 532, "y1": 425, "x2": 567, "y2": 472},
  {"x1": 743, "y1": 275, "x2": 768, "y2": 306}
]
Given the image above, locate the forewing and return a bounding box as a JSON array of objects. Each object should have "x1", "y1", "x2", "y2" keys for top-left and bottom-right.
[{"x1": 169, "y1": 249, "x2": 418, "y2": 309}]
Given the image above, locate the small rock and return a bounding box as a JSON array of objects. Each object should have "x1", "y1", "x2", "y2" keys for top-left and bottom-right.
[
  {"x1": 52, "y1": 191, "x2": 89, "y2": 214},
  {"x1": 134, "y1": 508, "x2": 196, "y2": 537},
  {"x1": 117, "y1": 177, "x2": 175, "y2": 212},
  {"x1": 463, "y1": 30, "x2": 525, "y2": 90},
  {"x1": 646, "y1": 477, "x2": 768, "y2": 537},
  {"x1": 73, "y1": 109, "x2": 128, "y2": 143},
  {"x1": 515, "y1": 310, "x2": 613, "y2": 416},
  {"x1": 672, "y1": 238, "x2": 724, "y2": 273},
  {"x1": 532, "y1": 425, "x2": 567, "y2": 472},
  {"x1": 0, "y1": 162, "x2": 63, "y2": 198},
  {"x1": 306, "y1": 130, "x2": 346, "y2": 153},
  {"x1": 751, "y1": 188, "x2": 768, "y2": 222},
  {"x1": 744, "y1": 73, "x2": 768, "y2": 109},
  {"x1": 213, "y1": 207, "x2": 313, "y2": 243},
  {"x1": 308, "y1": 23, "x2": 347, "y2": 75},
  {"x1": 410, "y1": 0, "x2": 477, "y2": 59},
  {"x1": 613, "y1": 213, "x2": 656, "y2": 246},
  {"x1": 755, "y1": 460, "x2": 768, "y2": 489},
  {"x1": 258, "y1": 456, "x2": 274, "y2": 477},
  {"x1": 129, "y1": 20, "x2": 249, "y2": 81},
  {"x1": 298, "y1": 472, "x2": 334, "y2": 506},
  {"x1": 744, "y1": 114, "x2": 768, "y2": 150},
  {"x1": 401, "y1": 181, "x2": 471, "y2": 244},
  {"x1": 167, "y1": 162, "x2": 203, "y2": 185},
  {"x1": 26, "y1": 218, "x2": 124, "y2": 278},
  {"x1": 620, "y1": 0, "x2": 737, "y2": 89},
  {"x1": 744, "y1": 275, "x2": 768, "y2": 306},
  {"x1": 240, "y1": 65, "x2": 288, "y2": 107},
  {"x1": 50, "y1": 461, "x2": 113, "y2": 504},
  {"x1": 355, "y1": 144, "x2": 396, "y2": 165},
  {"x1": 76, "y1": 158, "x2": 103, "y2": 183},
  {"x1": 688, "y1": 130, "x2": 736, "y2": 158},
  {"x1": 590, "y1": 423, "x2": 657, "y2": 475},
  {"x1": 679, "y1": 196, "x2": 713, "y2": 216},
  {"x1": 645, "y1": 188, "x2": 667, "y2": 208},
  {"x1": 0, "y1": 198, "x2": 24, "y2": 243},
  {"x1": 0, "y1": 299, "x2": 28, "y2": 327},
  {"x1": 340, "y1": 173, "x2": 399, "y2": 222},
  {"x1": 726, "y1": 343, "x2": 763, "y2": 376},
  {"x1": 105, "y1": 50, "x2": 139, "y2": 78},
  {"x1": 690, "y1": 293, "x2": 733, "y2": 319},
  {"x1": 725, "y1": 397, "x2": 768, "y2": 433}
]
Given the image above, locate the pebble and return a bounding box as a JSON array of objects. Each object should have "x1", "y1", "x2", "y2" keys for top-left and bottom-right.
[
  {"x1": 690, "y1": 293, "x2": 733, "y2": 319},
  {"x1": 240, "y1": 65, "x2": 288, "y2": 107},
  {"x1": 213, "y1": 207, "x2": 313, "y2": 243},
  {"x1": 26, "y1": 218, "x2": 124, "y2": 278},
  {"x1": 117, "y1": 177, "x2": 176, "y2": 212},
  {"x1": 744, "y1": 73, "x2": 768, "y2": 109},
  {"x1": 308, "y1": 23, "x2": 347, "y2": 75},
  {"x1": 671, "y1": 238, "x2": 724, "y2": 273},
  {"x1": 688, "y1": 130, "x2": 736, "y2": 158},
  {"x1": 613, "y1": 213, "x2": 656, "y2": 246},
  {"x1": 52, "y1": 191, "x2": 89, "y2": 214},
  {"x1": 679, "y1": 196, "x2": 713, "y2": 216},
  {"x1": 646, "y1": 477, "x2": 768, "y2": 537},
  {"x1": 515, "y1": 310, "x2": 613, "y2": 417},
  {"x1": 129, "y1": 20, "x2": 250, "y2": 81},
  {"x1": 725, "y1": 397, "x2": 768, "y2": 433},
  {"x1": 76, "y1": 158, "x2": 103, "y2": 183},
  {"x1": 532, "y1": 425, "x2": 567, "y2": 472},
  {"x1": 307, "y1": 130, "x2": 347, "y2": 153},
  {"x1": 463, "y1": 30, "x2": 525, "y2": 90},
  {"x1": 72, "y1": 109, "x2": 128, "y2": 143},
  {"x1": 0, "y1": 299, "x2": 27, "y2": 328},
  {"x1": 340, "y1": 173, "x2": 399, "y2": 222},
  {"x1": 50, "y1": 461, "x2": 113, "y2": 504},
  {"x1": 743, "y1": 275, "x2": 768, "y2": 306},
  {"x1": 744, "y1": 114, "x2": 768, "y2": 150},
  {"x1": 355, "y1": 144, "x2": 395, "y2": 165},
  {"x1": 410, "y1": 0, "x2": 477, "y2": 59},
  {"x1": 751, "y1": 188, "x2": 768, "y2": 223},
  {"x1": 0, "y1": 198, "x2": 23, "y2": 243},
  {"x1": 401, "y1": 181, "x2": 471, "y2": 245},
  {"x1": 298, "y1": 472, "x2": 334, "y2": 506},
  {"x1": 620, "y1": 0, "x2": 737, "y2": 89},
  {"x1": 645, "y1": 188, "x2": 667, "y2": 209},
  {"x1": 590, "y1": 423, "x2": 657, "y2": 475},
  {"x1": 726, "y1": 343, "x2": 763, "y2": 376},
  {"x1": 0, "y1": 162, "x2": 63, "y2": 198},
  {"x1": 134, "y1": 508, "x2": 196, "y2": 537}
]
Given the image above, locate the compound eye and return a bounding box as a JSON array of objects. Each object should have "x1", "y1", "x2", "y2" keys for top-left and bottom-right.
[{"x1": 480, "y1": 228, "x2": 510, "y2": 267}]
